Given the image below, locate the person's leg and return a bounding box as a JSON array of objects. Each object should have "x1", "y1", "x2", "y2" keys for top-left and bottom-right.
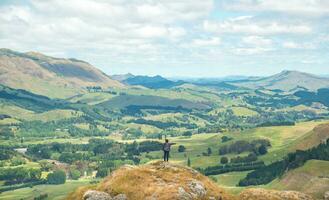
[
  {"x1": 167, "y1": 151, "x2": 169, "y2": 162},
  {"x1": 163, "y1": 151, "x2": 166, "y2": 161}
]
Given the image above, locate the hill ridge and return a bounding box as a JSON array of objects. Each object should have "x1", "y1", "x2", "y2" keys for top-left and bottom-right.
[{"x1": 0, "y1": 49, "x2": 124, "y2": 98}]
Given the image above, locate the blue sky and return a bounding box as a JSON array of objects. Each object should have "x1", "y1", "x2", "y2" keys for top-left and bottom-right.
[{"x1": 0, "y1": 0, "x2": 328, "y2": 77}]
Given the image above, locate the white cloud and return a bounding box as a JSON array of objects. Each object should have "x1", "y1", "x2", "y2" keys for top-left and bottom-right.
[
  {"x1": 232, "y1": 47, "x2": 273, "y2": 55},
  {"x1": 282, "y1": 41, "x2": 316, "y2": 49},
  {"x1": 223, "y1": 0, "x2": 329, "y2": 17},
  {"x1": 192, "y1": 37, "x2": 221, "y2": 46},
  {"x1": 203, "y1": 18, "x2": 312, "y2": 35},
  {"x1": 242, "y1": 36, "x2": 272, "y2": 46}
]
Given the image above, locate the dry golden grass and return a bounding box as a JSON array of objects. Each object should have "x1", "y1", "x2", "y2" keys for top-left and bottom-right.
[
  {"x1": 67, "y1": 161, "x2": 236, "y2": 200},
  {"x1": 239, "y1": 188, "x2": 314, "y2": 200},
  {"x1": 67, "y1": 161, "x2": 317, "y2": 200},
  {"x1": 293, "y1": 123, "x2": 329, "y2": 151}
]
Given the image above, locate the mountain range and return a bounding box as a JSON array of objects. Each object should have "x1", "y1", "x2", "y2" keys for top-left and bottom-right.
[{"x1": 1, "y1": 49, "x2": 329, "y2": 98}]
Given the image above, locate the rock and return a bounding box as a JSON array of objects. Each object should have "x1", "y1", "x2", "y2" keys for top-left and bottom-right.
[
  {"x1": 113, "y1": 194, "x2": 127, "y2": 200},
  {"x1": 83, "y1": 190, "x2": 112, "y2": 200},
  {"x1": 188, "y1": 180, "x2": 207, "y2": 198},
  {"x1": 324, "y1": 191, "x2": 329, "y2": 200},
  {"x1": 178, "y1": 187, "x2": 193, "y2": 200}
]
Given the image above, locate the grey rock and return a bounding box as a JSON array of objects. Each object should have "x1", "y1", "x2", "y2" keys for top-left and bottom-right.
[
  {"x1": 113, "y1": 194, "x2": 127, "y2": 200},
  {"x1": 83, "y1": 190, "x2": 112, "y2": 200},
  {"x1": 324, "y1": 191, "x2": 329, "y2": 200},
  {"x1": 188, "y1": 180, "x2": 207, "y2": 198},
  {"x1": 178, "y1": 187, "x2": 193, "y2": 200}
]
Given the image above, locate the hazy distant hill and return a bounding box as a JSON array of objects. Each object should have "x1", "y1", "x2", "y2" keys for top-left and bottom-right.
[
  {"x1": 0, "y1": 49, "x2": 123, "y2": 98},
  {"x1": 110, "y1": 73, "x2": 135, "y2": 82},
  {"x1": 231, "y1": 70, "x2": 329, "y2": 91},
  {"x1": 123, "y1": 75, "x2": 185, "y2": 89}
]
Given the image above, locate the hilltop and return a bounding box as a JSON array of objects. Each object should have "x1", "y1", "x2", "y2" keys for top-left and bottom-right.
[
  {"x1": 231, "y1": 70, "x2": 329, "y2": 91},
  {"x1": 67, "y1": 161, "x2": 313, "y2": 200},
  {"x1": 0, "y1": 49, "x2": 123, "y2": 98}
]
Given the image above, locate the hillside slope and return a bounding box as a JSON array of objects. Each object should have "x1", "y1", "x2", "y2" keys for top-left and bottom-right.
[
  {"x1": 268, "y1": 160, "x2": 329, "y2": 199},
  {"x1": 231, "y1": 70, "x2": 329, "y2": 91},
  {"x1": 0, "y1": 49, "x2": 123, "y2": 98},
  {"x1": 68, "y1": 161, "x2": 313, "y2": 200}
]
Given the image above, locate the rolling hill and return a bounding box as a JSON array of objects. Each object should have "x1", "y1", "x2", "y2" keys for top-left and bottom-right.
[
  {"x1": 123, "y1": 75, "x2": 185, "y2": 89},
  {"x1": 97, "y1": 94, "x2": 210, "y2": 110},
  {"x1": 267, "y1": 159, "x2": 329, "y2": 199},
  {"x1": 231, "y1": 70, "x2": 329, "y2": 91},
  {"x1": 0, "y1": 49, "x2": 123, "y2": 98}
]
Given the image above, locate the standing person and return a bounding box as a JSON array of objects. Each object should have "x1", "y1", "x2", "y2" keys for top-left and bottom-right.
[{"x1": 163, "y1": 139, "x2": 176, "y2": 162}]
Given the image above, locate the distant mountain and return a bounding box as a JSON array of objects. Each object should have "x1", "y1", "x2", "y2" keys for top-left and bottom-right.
[
  {"x1": 231, "y1": 70, "x2": 329, "y2": 91},
  {"x1": 123, "y1": 75, "x2": 185, "y2": 89},
  {"x1": 0, "y1": 49, "x2": 123, "y2": 98},
  {"x1": 172, "y1": 75, "x2": 260, "y2": 83},
  {"x1": 110, "y1": 73, "x2": 135, "y2": 82}
]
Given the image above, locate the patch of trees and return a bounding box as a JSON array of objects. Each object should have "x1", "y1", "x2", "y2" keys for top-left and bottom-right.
[
  {"x1": 47, "y1": 170, "x2": 66, "y2": 184},
  {"x1": 18, "y1": 117, "x2": 110, "y2": 137},
  {"x1": 0, "y1": 114, "x2": 10, "y2": 120},
  {"x1": 0, "y1": 167, "x2": 42, "y2": 185},
  {"x1": 122, "y1": 105, "x2": 191, "y2": 116},
  {"x1": 221, "y1": 136, "x2": 233, "y2": 143},
  {"x1": 201, "y1": 161, "x2": 265, "y2": 175},
  {"x1": 294, "y1": 88, "x2": 329, "y2": 107},
  {"x1": 257, "y1": 121, "x2": 295, "y2": 127},
  {"x1": 231, "y1": 153, "x2": 258, "y2": 163},
  {"x1": 128, "y1": 118, "x2": 197, "y2": 129},
  {"x1": 219, "y1": 139, "x2": 271, "y2": 155},
  {"x1": 86, "y1": 86, "x2": 102, "y2": 92},
  {"x1": 239, "y1": 138, "x2": 329, "y2": 186},
  {"x1": 26, "y1": 139, "x2": 162, "y2": 174},
  {"x1": 0, "y1": 149, "x2": 14, "y2": 160}
]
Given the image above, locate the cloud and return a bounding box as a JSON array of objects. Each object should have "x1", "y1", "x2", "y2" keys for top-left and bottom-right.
[
  {"x1": 231, "y1": 47, "x2": 273, "y2": 55},
  {"x1": 203, "y1": 17, "x2": 312, "y2": 35},
  {"x1": 0, "y1": 0, "x2": 328, "y2": 76},
  {"x1": 192, "y1": 37, "x2": 221, "y2": 46},
  {"x1": 242, "y1": 36, "x2": 272, "y2": 46},
  {"x1": 222, "y1": 0, "x2": 329, "y2": 17},
  {"x1": 282, "y1": 41, "x2": 316, "y2": 49}
]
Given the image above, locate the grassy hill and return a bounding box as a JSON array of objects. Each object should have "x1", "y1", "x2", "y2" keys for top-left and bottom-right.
[
  {"x1": 0, "y1": 49, "x2": 123, "y2": 98},
  {"x1": 267, "y1": 160, "x2": 329, "y2": 199},
  {"x1": 98, "y1": 94, "x2": 211, "y2": 110},
  {"x1": 231, "y1": 70, "x2": 329, "y2": 91},
  {"x1": 123, "y1": 75, "x2": 185, "y2": 89}
]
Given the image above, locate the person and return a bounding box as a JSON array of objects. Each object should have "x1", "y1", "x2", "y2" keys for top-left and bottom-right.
[{"x1": 163, "y1": 139, "x2": 176, "y2": 162}]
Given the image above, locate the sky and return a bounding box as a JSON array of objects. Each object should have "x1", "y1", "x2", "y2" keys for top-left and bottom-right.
[{"x1": 0, "y1": 0, "x2": 329, "y2": 77}]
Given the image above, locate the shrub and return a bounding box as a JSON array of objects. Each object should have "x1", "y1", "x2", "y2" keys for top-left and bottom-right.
[
  {"x1": 178, "y1": 145, "x2": 186, "y2": 152},
  {"x1": 47, "y1": 170, "x2": 66, "y2": 184},
  {"x1": 70, "y1": 169, "x2": 81, "y2": 180},
  {"x1": 220, "y1": 157, "x2": 229, "y2": 164}
]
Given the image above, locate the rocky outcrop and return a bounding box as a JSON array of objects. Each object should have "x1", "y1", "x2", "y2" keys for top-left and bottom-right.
[
  {"x1": 69, "y1": 161, "x2": 314, "y2": 200},
  {"x1": 68, "y1": 161, "x2": 233, "y2": 200},
  {"x1": 83, "y1": 190, "x2": 112, "y2": 200}
]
